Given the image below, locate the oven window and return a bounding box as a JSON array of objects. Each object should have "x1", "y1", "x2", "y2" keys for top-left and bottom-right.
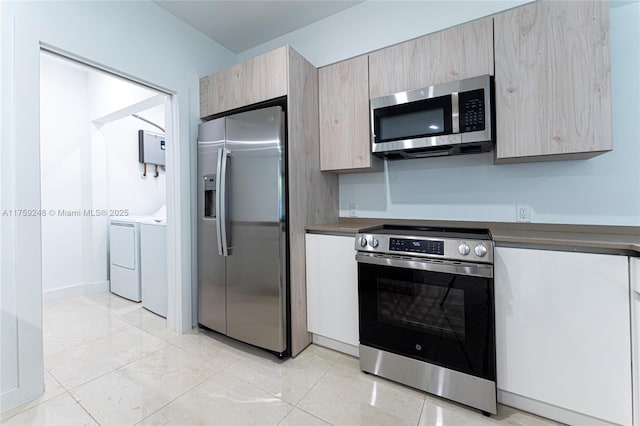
[
  {"x1": 358, "y1": 262, "x2": 495, "y2": 380},
  {"x1": 378, "y1": 278, "x2": 465, "y2": 339}
]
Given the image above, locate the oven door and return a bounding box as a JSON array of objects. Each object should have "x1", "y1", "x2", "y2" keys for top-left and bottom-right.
[{"x1": 357, "y1": 254, "x2": 495, "y2": 381}]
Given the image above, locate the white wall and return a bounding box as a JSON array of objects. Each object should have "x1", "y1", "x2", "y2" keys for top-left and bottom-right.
[
  {"x1": 102, "y1": 106, "x2": 167, "y2": 215},
  {"x1": 40, "y1": 53, "x2": 100, "y2": 294},
  {"x1": 88, "y1": 70, "x2": 168, "y2": 214},
  {"x1": 1, "y1": 0, "x2": 234, "y2": 411},
  {"x1": 89, "y1": 70, "x2": 166, "y2": 121},
  {"x1": 237, "y1": 0, "x2": 532, "y2": 67},
  {"x1": 240, "y1": 0, "x2": 640, "y2": 226}
]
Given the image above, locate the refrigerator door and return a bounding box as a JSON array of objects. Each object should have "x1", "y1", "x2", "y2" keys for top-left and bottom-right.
[
  {"x1": 197, "y1": 117, "x2": 227, "y2": 334},
  {"x1": 225, "y1": 106, "x2": 287, "y2": 354}
]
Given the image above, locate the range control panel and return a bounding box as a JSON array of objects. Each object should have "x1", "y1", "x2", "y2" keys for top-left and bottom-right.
[
  {"x1": 389, "y1": 238, "x2": 444, "y2": 256},
  {"x1": 355, "y1": 231, "x2": 494, "y2": 264}
]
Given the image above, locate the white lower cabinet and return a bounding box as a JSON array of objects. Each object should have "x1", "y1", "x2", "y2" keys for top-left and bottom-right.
[
  {"x1": 305, "y1": 233, "x2": 359, "y2": 353},
  {"x1": 631, "y1": 257, "x2": 640, "y2": 426},
  {"x1": 495, "y1": 247, "x2": 632, "y2": 425}
]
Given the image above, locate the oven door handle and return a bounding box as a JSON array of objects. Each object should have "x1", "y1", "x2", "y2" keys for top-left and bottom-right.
[{"x1": 355, "y1": 253, "x2": 493, "y2": 278}]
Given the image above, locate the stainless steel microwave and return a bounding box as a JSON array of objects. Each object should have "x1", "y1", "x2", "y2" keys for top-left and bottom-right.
[{"x1": 370, "y1": 74, "x2": 494, "y2": 159}]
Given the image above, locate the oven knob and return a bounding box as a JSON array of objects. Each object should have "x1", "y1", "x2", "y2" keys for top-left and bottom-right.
[
  {"x1": 474, "y1": 244, "x2": 488, "y2": 257},
  {"x1": 357, "y1": 236, "x2": 368, "y2": 248},
  {"x1": 458, "y1": 243, "x2": 470, "y2": 256},
  {"x1": 369, "y1": 238, "x2": 379, "y2": 248}
]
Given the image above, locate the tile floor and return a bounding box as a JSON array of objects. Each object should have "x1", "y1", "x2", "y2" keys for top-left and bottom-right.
[{"x1": 2, "y1": 292, "x2": 561, "y2": 426}]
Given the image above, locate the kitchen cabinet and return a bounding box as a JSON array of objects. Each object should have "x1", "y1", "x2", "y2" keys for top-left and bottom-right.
[
  {"x1": 305, "y1": 233, "x2": 359, "y2": 354},
  {"x1": 318, "y1": 56, "x2": 381, "y2": 173},
  {"x1": 199, "y1": 47, "x2": 339, "y2": 357},
  {"x1": 494, "y1": 0, "x2": 612, "y2": 162},
  {"x1": 631, "y1": 257, "x2": 640, "y2": 426},
  {"x1": 368, "y1": 17, "x2": 493, "y2": 99},
  {"x1": 200, "y1": 46, "x2": 288, "y2": 117},
  {"x1": 494, "y1": 247, "x2": 631, "y2": 425}
]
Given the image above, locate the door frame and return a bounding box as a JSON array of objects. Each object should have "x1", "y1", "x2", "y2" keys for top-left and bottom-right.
[{"x1": 1, "y1": 1, "x2": 203, "y2": 408}]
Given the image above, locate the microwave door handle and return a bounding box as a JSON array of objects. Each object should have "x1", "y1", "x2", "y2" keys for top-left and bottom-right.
[{"x1": 451, "y1": 91, "x2": 459, "y2": 134}]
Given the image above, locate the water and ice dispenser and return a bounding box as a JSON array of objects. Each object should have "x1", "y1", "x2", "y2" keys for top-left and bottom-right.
[{"x1": 203, "y1": 174, "x2": 216, "y2": 218}]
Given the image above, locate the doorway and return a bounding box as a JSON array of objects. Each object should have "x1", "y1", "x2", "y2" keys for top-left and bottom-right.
[{"x1": 39, "y1": 50, "x2": 174, "y2": 329}]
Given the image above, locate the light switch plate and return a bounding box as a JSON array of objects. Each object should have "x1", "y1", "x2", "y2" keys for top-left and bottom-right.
[
  {"x1": 516, "y1": 204, "x2": 531, "y2": 222},
  {"x1": 349, "y1": 203, "x2": 357, "y2": 218}
]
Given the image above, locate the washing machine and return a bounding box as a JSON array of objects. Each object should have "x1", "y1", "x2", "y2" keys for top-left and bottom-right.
[
  {"x1": 109, "y1": 217, "x2": 144, "y2": 302},
  {"x1": 140, "y1": 217, "x2": 167, "y2": 317}
]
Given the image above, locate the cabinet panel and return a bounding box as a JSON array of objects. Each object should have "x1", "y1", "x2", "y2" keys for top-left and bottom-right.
[
  {"x1": 369, "y1": 17, "x2": 493, "y2": 99},
  {"x1": 494, "y1": 1, "x2": 612, "y2": 162},
  {"x1": 200, "y1": 47, "x2": 288, "y2": 117},
  {"x1": 288, "y1": 49, "x2": 339, "y2": 356},
  {"x1": 495, "y1": 247, "x2": 631, "y2": 425},
  {"x1": 632, "y1": 257, "x2": 640, "y2": 426},
  {"x1": 319, "y1": 56, "x2": 380, "y2": 172},
  {"x1": 305, "y1": 234, "x2": 359, "y2": 347}
]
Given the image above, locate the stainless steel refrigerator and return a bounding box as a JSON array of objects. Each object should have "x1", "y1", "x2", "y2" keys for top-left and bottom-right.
[{"x1": 197, "y1": 105, "x2": 288, "y2": 357}]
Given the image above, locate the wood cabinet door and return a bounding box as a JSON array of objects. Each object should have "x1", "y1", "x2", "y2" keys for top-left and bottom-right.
[
  {"x1": 200, "y1": 62, "x2": 241, "y2": 117},
  {"x1": 368, "y1": 17, "x2": 493, "y2": 99},
  {"x1": 319, "y1": 56, "x2": 379, "y2": 172},
  {"x1": 200, "y1": 47, "x2": 288, "y2": 117},
  {"x1": 494, "y1": 0, "x2": 612, "y2": 162}
]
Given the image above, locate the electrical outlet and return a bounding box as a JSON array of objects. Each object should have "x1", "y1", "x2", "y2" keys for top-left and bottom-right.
[
  {"x1": 349, "y1": 202, "x2": 357, "y2": 218},
  {"x1": 516, "y1": 204, "x2": 531, "y2": 222}
]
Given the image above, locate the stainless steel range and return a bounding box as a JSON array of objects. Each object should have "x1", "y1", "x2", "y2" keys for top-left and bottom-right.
[{"x1": 355, "y1": 225, "x2": 496, "y2": 415}]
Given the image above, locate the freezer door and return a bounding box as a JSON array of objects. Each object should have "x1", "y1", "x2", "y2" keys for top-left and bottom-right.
[
  {"x1": 197, "y1": 118, "x2": 227, "y2": 334},
  {"x1": 225, "y1": 106, "x2": 287, "y2": 354}
]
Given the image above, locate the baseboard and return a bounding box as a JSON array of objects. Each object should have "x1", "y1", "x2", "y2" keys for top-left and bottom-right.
[
  {"x1": 43, "y1": 280, "x2": 109, "y2": 303},
  {"x1": 311, "y1": 334, "x2": 359, "y2": 357},
  {"x1": 497, "y1": 389, "x2": 617, "y2": 426}
]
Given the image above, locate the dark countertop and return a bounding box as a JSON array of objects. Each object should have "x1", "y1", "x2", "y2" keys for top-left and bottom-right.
[{"x1": 306, "y1": 218, "x2": 640, "y2": 255}]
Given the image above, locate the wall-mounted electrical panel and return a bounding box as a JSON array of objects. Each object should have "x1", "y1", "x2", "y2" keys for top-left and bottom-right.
[{"x1": 138, "y1": 130, "x2": 166, "y2": 166}]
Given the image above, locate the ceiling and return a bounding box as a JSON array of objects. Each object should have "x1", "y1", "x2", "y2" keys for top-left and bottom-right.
[{"x1": 152, "y1": 1, "x2": 363, "y2": 53}]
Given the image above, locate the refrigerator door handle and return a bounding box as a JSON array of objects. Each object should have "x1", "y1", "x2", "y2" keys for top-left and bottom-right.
[
  {"x1": 217, "y1": 148, "x2": 230, "y2": 256},
  {"x1": 215, "y1": 147, "x2": 225, "y2": 256}
]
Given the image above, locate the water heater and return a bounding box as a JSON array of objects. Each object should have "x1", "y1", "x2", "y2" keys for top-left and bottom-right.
[{"x1": 138, "y1": 130, "x2": 166, "y2": 166}]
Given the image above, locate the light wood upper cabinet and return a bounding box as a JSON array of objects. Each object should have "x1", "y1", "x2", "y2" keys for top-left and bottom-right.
[
  {"x1": 318, "y1": 56, "x2": 381, "y2": 173},
  {"x1": 369, "y1": 17, "x2": 494, "y2": 99},
  {"x1": 494, "y1": 0, "x2": 612, "y2": 162},
  {"x1": 200, "y1": 47, "x2": 288, "y2": 118}
]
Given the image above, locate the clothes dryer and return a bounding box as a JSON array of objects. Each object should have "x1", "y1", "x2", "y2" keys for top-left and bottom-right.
[{"x1": 109, "y1": 217, "x2": 143, "y2": 302}]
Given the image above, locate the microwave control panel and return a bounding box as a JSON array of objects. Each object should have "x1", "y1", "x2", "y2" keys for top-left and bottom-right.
[{"x1": 459, "y1": 89, "x2": 485, "y2": 133}]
